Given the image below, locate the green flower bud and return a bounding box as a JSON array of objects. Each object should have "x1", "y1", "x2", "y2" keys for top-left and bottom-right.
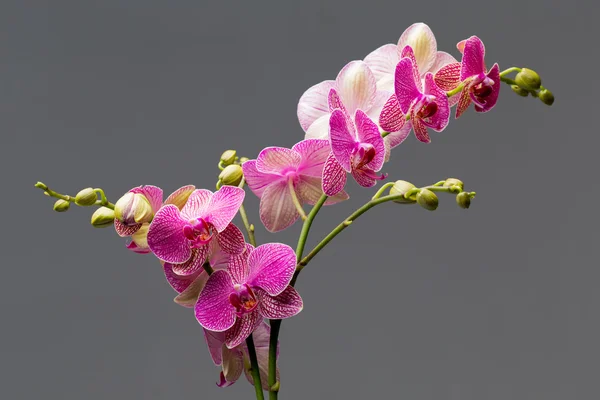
[
  {"x1": 114, "y1": 192, "x2": 154, "y2": 225},
  {"x1": 389, "y1": 180, "x2": 417, "y2": 203},
  {"x1": 220, "y1": 150, "x2": 237, "y2": 166},
  {"x1": 443, "y1": 178, "x2": 464, "y2": 192},
  {"x1": 511, "y1": 84, "x2": 529, "y2": 97},
  {"x1": 456, "y1": 192, "x2": 471, "y2": 209},
  {"x1": 75, "y1": 188, "x2": 98, "y2": 206},
  {"x1": 515, "y1": 68, "x2": 542, "y2": 90},
  {"x1": 35, "y1": 182, "x2": 48, "y2": 190},
  {"x1": 53, "y1": 199, "x2": 70, "y2": 212},
  {"x1": 91, "y1": 207, "x2": 115, "y2": 228},
  {"x1": 416, "y1": 189, "x2": 438, "y2": 211},
  {"x1": 239, "y1": 157, "x2": 249, "y2": 164},
  {"x1": 218, "y1": 164, "x2": 244, "y2": 186},
  {"x1": 538, "y1": 89, "x2": 554, "y2": 106}
]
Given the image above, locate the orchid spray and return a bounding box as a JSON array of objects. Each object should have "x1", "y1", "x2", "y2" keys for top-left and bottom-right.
[{"x1": 35, "y1": 22, "x2": 554, "y2": 399}]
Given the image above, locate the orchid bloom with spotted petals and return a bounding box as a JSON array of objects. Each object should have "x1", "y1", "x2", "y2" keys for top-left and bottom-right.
[
  {"x1": 242, "y1": 139, "x2": 348, "y2": 233},
  {"x1": 434, "y1": 36, "x2": 500, "y2": 118},
  {"x1": 113, "y1": 185, "x2": 196, "y2": 254},
  {"x1": 147, "y1": 186, "x2": 246, "y2": 276},
  {"x1": 204, "y1": 322, "x2": 278, "y2": 389},
  {"x1": 195, "y1": 243, "x2": 303, "y2": 349},
  {"x1": 323, "y1": 108, "x2": 386, "y2": 196},
  {"x1": 364, "y1": 22, "x2": 458, "y2": 93}
]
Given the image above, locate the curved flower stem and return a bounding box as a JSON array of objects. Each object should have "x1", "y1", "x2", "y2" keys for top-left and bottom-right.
[
  {"x1": 35, "y1": 182, "x2": 115, "y2": 209},
  {"x1": 247, "y1": 334, "x2": 266, "y2": 400},
  {"x1": 288, "y1": 178, "x2": 307, "y2": 220},
  {"x1": 446, "y1": 82, "x2": 465, "y2": 97},
  {"x1": 499, "y1": 67, "x2": 522, "y2": 77},
  {"x1": 371, "y1": 182, "x2": 396, "y2": 200}
]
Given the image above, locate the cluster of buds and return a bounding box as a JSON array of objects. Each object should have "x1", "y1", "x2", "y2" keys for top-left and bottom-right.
[
  {"x1": 216, "y1": 150, "x2": 247, "y2": 188},
  {"x1": 508, "y1": 68, "x2": 554, "y2": 105},
  {"x1": 389, "y1": 178, "x2": 476, "y2": 211}
]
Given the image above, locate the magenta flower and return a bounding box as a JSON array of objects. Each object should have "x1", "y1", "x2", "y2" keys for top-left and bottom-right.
[
  {"x1": 434, "y1": 36, "x2": 500, "y2": 118},
  {"x1": 195, "y1": 243, "x2": 303, "y2": 348},
  {"x1": 147, "y1": 186, "x2": 245, "y2": 276},
  {"x1": 242, "y1": 139, "x2": 348, "y2": 233},
  {"x1": 323, "y1": 105, "x2": 386, "y2": 195},
  {"x1": 113, "y1": 185, "x2": 195, "y2": 254},
  {"x1": 204, "y1": 322, "x2": 278, "y2": 389}
]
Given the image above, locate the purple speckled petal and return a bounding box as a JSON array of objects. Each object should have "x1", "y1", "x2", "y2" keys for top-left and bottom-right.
[
  {"x1": 455, "y1": 85, "x2": 473, "y2": 119},
  {"x1": 242, "y1": 160, "x2": 281, "y2": 198},
  {"x1": 195, "y1": 270, "x2": 236, "y2": 332},
  {"x1": 204, "y1": 186, "x2": 245, "y2": 232},
  {"x1": 228, "y1": 245, "x2": 251, "y2": 285},
  {"x1": 247, "y1": 243, "x2": 296, "y2": 296},
  {"x1": 181, "y1": 189, "x2": 212, "y2": 220},
  {"x1": 297, "y1": 80, "x2": 336, "y2": 131},
  {"x1": 224, "y1": 310, "x2": 261, "y2": 349},
  {"x1": 430, "y1": 51, "x2": 458, "y2": 74},
  {"x1": 385, "y1": 121, "x2": 412, "y2": 149},
  {"x1": 259, "y1": 180, "x2": 299, "y2": 233},
  {"x1": 434, "y1": 62, "x2": 461, "y2": 91},
  {"x1": 174, "y1": 272, "x2": 210, "y2": 308},
  {"x1": 163, "y1": 262, "x2": 202, "y2": 293},
  {"x1": 400, "y1": 45, "x2": 423, "y2": 92},
  {"x1": 461, "y1": 36, "x2": 486, "y2": 80},
  {"x1": 335, "y1": 60, "x2": 377, "y2": 115},
  {"x1": 222, "y1": 345, "x2": 244, "y2": 384},
  {"x1": 130, "y1": 185, "x2": 163, "y2": 214},
  {"x1": 379, "y1": 94, "x2": 406, "y2": 133},
  {"x1": 147, "y1": 204, "x2": 191, "y2": 264},
  {"x1": 164, "y1": 185, "x2": 196, "y2": 210},
  {"x1": 256, "y1": 286, "x2": 303, "y2": 320},
  {"x1": 355, "y1": 110, "x2": 385, "y2": 171},
  {"x1": 398, "y1": 22, "x2": 438, "y2": 76},
  {"x1": 474, "y1": 63, "x2": 501, "y2": 113},
  {"x1": 364, "y1": 44, "x2": 399, "y2": 83},
  {"x1": 217, "y1": 223, "x2": 245, "y2": 255},
  {"x1": 351, "y1": 167, "x2": 379, "y2": 188},
  {"x1": 394, "y1": 57, "x2": 421, "y2": 114},
  {"x1": 422, "y1": 73, "x2": 450, "y2": 132},
  {"x1": 329, "y1": 109, "x2": 356, "y2": 172},
  {"x1": 114, "y1": 218, "x2": 141, "y2": 237},
  {"x1": 256, "y1": 147, "x2": 302, "y2": 175},
  {"x1": 204, "y1": 328, "x2": 226, "y2": 366},
  {"x1": 410, "y1": 110, "x2": 431, "y2": 143},
  {"x1": 171, "y1": 245, "x2": 208, "y2": 276},
  {"x1": 292, "y1": 139, "x2": 330, "y2": 177},
  {"x1": 322, "y1": 152, "x2": 347, "y2": 196}
]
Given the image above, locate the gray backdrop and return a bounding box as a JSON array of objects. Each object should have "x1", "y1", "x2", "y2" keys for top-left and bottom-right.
[{"x1": 2, "y1": 1, "x2": 598, "y2": 399}]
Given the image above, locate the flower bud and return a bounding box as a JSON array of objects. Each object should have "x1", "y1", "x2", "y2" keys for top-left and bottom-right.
[
  {"x1": 114, "y1": 192, "x2": 154, "y2": 225},
  {"x1": 511, "y1": 84, "x2": 529, "y2": 97},
  {"x1": 53, "y1": 199, "x2": 70, "y2": 212},
  {"x1": 416, "y1": 189, "x2": 438, "y2": 211},
  {"x1": 515, "y1": 68, "x2": 542, "y2": 90},
  {"x1": 74, "y1": 188, "x2": 98, "y2": 206},
  {"x1": 389, "y1": 180, "x2": 417, "y2": 203},
  {"x1": 239, "y1": 157, "x2": 249, "y2": 164},
  {"x1": 538, "y1": 89, "x2": 554, "y2": 106},
  {"x1": 91, "y1": 207, "x2": 115, "y2": 228},
  {"x1": 220, "y1": 150, "x2": 237, "y2": 166},
  {"x1": 443, "y1": 178, "x2": 463, "y2": 190},
  {"x1": 35, "y1": 182, "x2": 48, "y2": 190},
  {"x1": 218, "y1": 164, "x2": 244, "y2": 186},
  {"x1": 456, "y1": 192, "x2": 471, "y2": 209}
]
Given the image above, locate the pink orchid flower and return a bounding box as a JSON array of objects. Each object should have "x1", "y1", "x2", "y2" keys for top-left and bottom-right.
[
  {"x1": 323, "y1": 106, "x2": 387, "y2": 195},
  {"x1": 147, "y1": 186, "x2": 246, "y2": 276},
  {"x1": 242, "y1": 139, "x2": 348, "y2": 233},
  {"x1": 204, "y1": 322, "x2": 278, "y2": 389},
  {"x1": 195, "y1": 243, "x2": 303, "y2": 349},
  {"x1": 113, "y1": 185, "x2": 195, "y2": 254},
  {"x1": 382, "y1": 46, "x2": 450, "y2": 144},
  {"x1": 434, "y1": 36, "x2": 500, "y2": 118},
  {"x1": 364, "y1": 22, "x2": 458, "y2": 93}
]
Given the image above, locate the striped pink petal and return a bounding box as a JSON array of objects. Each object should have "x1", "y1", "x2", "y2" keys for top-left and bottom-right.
[
  {"x1": 400, "y1": 45, "x2": 423, "y2": 92},
  {"x1": 455, "y1": 85, "x2": 473, "y2": 119},
  {"x1": 297, "y1": 80, "x2": 336, "y2": 132},
  {"x1": 242, "y1": 160, "x2": 281, "y2": 198},
  {"x1": 181, "y1": 189, "x2": 212, "y2": 220},
  {"x1": 394, "y1": 57, "x2": 421, "y2": 114},
  {"x1": 131, "y1": 185, "x2": 163, "y2": 214},
  {"x1": 224, "y1": 310, "x2": 261, "y2": 349},
  {"x1": 329, "y1": 109, "x2": 355, "y2": 172},
  {"x1": 228, "y1": 245, "x2": 252, "y2": 285},
  {"x1": 171, "y1": 245, "x2": 209, "y2": 276},
  {"x1": 195, "y1": 270, "x2": 236, "y2": 332},
  {"x1": 355, "y1": 110, "x2": 385, "y2": 171},
  {"x1": 174, "y1": 272, "x2": 210, "y2": 308},
  {"x1": 379, "y1": 94, "x2": 406, "y2": 133},
  {"x1": 204, "y1": 186, "x2": 245, "y2": 232},
  {"x1": 292, "y1": 139, "x2": 331, "y2": 177},
  {"x1": 410, "y1": 110, "x2": 431, "y2": 143},
  {"x1": 164, "y1": 185, "x2": 196, "y2": 210},
  {"x1": 147, "y1": 204, "x2": 191, "y2": 264},
  {"x1": 434, "y1": 62, "x2": 462, "y2": 91},
  {"x1": 473, "y1": 63, "x2": 501, "y2": 113},
  {"x1": 163, "y1": 262, "x2": 202, "y2": 293},
  {"x1": 256, "y1": 147, "x2": 301, "y2": 175},
  {"x1": 335, "y1": 61, "x2": 377, "y2": 115},
  {"x1": 461, "y1": 36, "x2": 486, "y2": 80},
  {"x1": 114, "y1": 218, "x2": 141, "y2": 237},
  {"x1": 259, "y1": 180, "x2": 299, "y2": 233},
  {"x1": 247, "y1": 243, "x2": 296, "y2": 296},
  {"x1": 217, "y1": 223, "x2": 245, "y2": 255},
  {"x1": 322, "y1": 153, "x2": 347, "y2": 196},
  {"x1": 256, "y1": 286, "x2": 303, "y2": 320},
  {"x1": 422, "y1": 73, "x2": 450, "y2": 132}
]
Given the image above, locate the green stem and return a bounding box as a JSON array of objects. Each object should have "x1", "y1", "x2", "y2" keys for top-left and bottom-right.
[
  {"x1": 247, "y1": 334, "x2": 266, "y2": 400},
  {"x1": 288, "y1": 178, "x2": 307, "y2": 220},
  {"x1": 238, "y1": 177, "x2": 257, "y2": 247},
  {"x1": 499, "y1": 67, "x2": 522, "y2": 78},
  {"x1": 500, "y1": 76, "x2": 517, "y2": 85},
  {"x1": 446, "y1": 82, "x2": 465, "y2": 97},
  {"x1": 371, "y1": 182, "x2": 395, "y2": 200},
  {"x1": 35, "y1": 182, "x2": 115, "y2": 209}
]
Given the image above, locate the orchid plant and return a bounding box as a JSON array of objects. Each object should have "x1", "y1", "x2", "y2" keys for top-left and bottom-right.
[{"x1": 35, "y1": 22, "x2": 554, "y2": 399}]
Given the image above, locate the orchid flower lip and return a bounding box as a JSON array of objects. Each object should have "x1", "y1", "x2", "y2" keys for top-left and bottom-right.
[
  {"x1": 229, "y1": 283, "x2": 259, "y2": 316},
  {"x1": 182, "y1": 217, "x2": 215, "y2": 248}
]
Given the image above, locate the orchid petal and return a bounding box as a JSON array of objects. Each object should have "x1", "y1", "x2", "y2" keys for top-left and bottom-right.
[
  {"x1": 204, "y1": 186, "x2": 245, "y2": 232},
  {"x1": 114, "y1": 219, "x2": 141, "y2": 237},
  {"x1": 208, "y1": 239, "x2": 233, "y2": 272},
  {"x1": 217, "y1": 223, "x2": 245, "y2": 255},
  {"x1": 422, "y1": 73, "x2": 450, "y2": 132},
  {"x1": 297, "y1": 80, "x2": 336, "y2": 132},
  {"x1": 394, "y1": 57, "x2": 421, "y2": 114},
  {"x1": 228, "y1": 246, "x2": 251, "y2": 285},
  {"x1": 335, "y1": 60, "x2": 377, "y2": 115},
  {"x1": 430, "y1": 51, "x2": 458, "y2": 74},
  {"x1": 247, "y1": 243, "x2": 296, "y2": 296},
  {"x1": 400, "y1": 45, "x2": 423, "y2": 92},
  {"x1": 364, "y1": 44, "x2": 399, "y2": 82},
  {"x1": 292, "y1": 139, "x2": 331, "y2": 177},
  {"x1": 385, "y1": 121, "x2": 412, "y2": 149},
  {"x1": 164, "y1": 185, "x2": 196, "y2": 210},
  {"x1": 474, "y1": 63, "x2": 501, "y2": 113},
  {"x1": 163, "y1": 262, "x2": 201, "y2": 293},
  {"x1": 222, "y1": 345, "x2": 244, "y2": 384},
  {"x1": 126, "y1": 240, "x2": 151, "y2": 254},
  {"x1": 398, "y1": 23, "x2": 437, "y2": 76},
  {"x1": 256, "y1": 147, "x2": 302, "y2": 175},
  {"x1": 434, "y1": 62, "x2": 462, "y2": 91},
  {"x1": 171, "y1": 245, "x2": 209, "y2": 276},
  {"x1": 242, "y1": 160, "x2": 281, "y2": 198},
  {"x1": 147, "y1": 205, "x2": 191, "y2": 264},
  {"x1": 256, "y1": 286, "x2": 303, "y2": 320},
  {"x1": 455, "y1": 85, "x2": 473, "y2": 119},
  {"x1": 224, "y1": 310, "x2": 261, "y2": 349},
  {"x1": 130, "y1": 185, "x2": 163, "y2": 214},
  {"x1": 244, "y1": 323, "x2": 279, "y2": 390},
  {"x1": 180, "y1": 189, "x2": 212, "y2": 220},
  {"x1": 457, "y1": 39, "x2": 466, "y2": 54},
  {"x1": 461, "y1": 36, "x2": 486, "y2": 80},
  {"x1": 296, "y1": 176, "x2": 349, "y2": 205},
  {"x1": 174, "y1": 272, "x2": 210, "y2": 308},
  {"x1": 195, "y1": 270, "x2": 236, "y2": 332},
  {"x1": 329, "y1": 109, "x2": 356, "y2": 172},
  {"x1": 259, "y1": 180, "x2": 299, "y2": 233},
  {"x1": 322, "y1": 153, "x2": 347, "y2": 196},
  {"x1": 130, "y1": 223, "x2": 149, "y2": 250},
  {"x1": 216, "y1": 371, "x2": 235, "y2": 388},
  {"x1": 304, "y1": 114, "x2": 330, "y2": 140},
  {"x1": 355, "y1": 110, "x2": 385, "y2": 171},
  {"x1": 410, "y1": 110, "x2": 431, "y2": 143},
  {"x1": 204, "y1": 328, "x2": 225, "y2": 366},
  {"x1": 379, "y1": 94, "x2": 406, "y2": 133},
  {"x1": 351, "y1": 167, "x2": 379, "y2": 188}
]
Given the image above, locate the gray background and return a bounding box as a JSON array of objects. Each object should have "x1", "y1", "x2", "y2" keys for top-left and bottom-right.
[{"x1": 1, "y1": 0, "x2": 598, "y2": 399}]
